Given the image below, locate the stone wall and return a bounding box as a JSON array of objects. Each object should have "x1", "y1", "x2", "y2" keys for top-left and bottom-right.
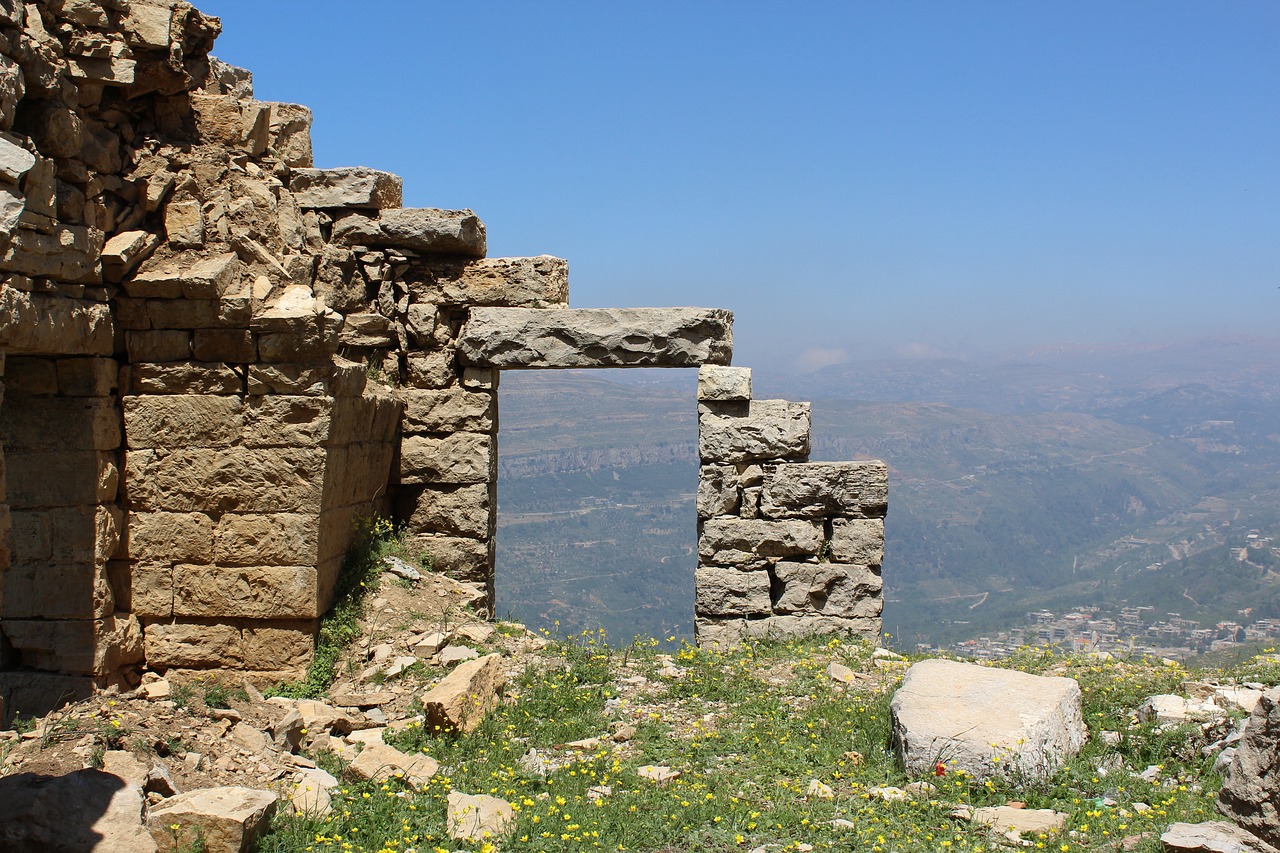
[
  {"x1": 694, "y1": 366, "x2": 887, "y2": 645},
  {"x1": 0, "y1": 0, "x2": 888, "y2": 720}
]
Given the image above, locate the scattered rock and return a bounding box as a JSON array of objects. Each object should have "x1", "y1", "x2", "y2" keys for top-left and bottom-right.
[
  {"x1": 638, "y1": 765, "x2": 680, "y2": 784},
  {"x1": 420, "y1": 653, "x2": 506, "y2": 734},
  {"x1": 146, "y1": 786, "x2": 277, "y2": 853},
  {"x1": 1217, "y1": 687, "x2": 1280, "y2": 848},
  {"x1": 446, "y1": 791, "x2": 515, "y2": 842},
  {"x1": 348, "y1": 742, "x2": 438, "y2": 791},
  {"x1": 1161, "y1": 821, "x2": 1280, "y2": 853},
  {"x1": 439, "y1": 645, "x2": 480, "y2": 666},
  {"x1": 806, "y1": 779, "x2": 834, "y2": 799},
  {"x1": 971, "y1": 806, "x2": 1069, "y2": 835},
  {"x1": 0, "y1": 769, "x2": 158, "y2": 852}
]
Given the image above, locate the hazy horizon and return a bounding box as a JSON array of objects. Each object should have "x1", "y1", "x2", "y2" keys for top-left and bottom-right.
[{"x1": 201, "y1": 1, "x2": 1278, "y2": 372}]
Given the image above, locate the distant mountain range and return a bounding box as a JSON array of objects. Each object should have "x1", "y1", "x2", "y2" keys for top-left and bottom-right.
[{"x1": 493, "y1": 337, "x2": 1280, "y2": 647}]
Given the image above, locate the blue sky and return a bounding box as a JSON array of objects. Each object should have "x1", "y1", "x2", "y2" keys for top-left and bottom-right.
[{"x1": 200, "y1": 1, "x2": 1279, "y2": 372}]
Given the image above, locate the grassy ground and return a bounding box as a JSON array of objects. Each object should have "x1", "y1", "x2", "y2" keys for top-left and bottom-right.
[{"x1": 256, "y1": 631, "x2": 1279, "y2": 853}]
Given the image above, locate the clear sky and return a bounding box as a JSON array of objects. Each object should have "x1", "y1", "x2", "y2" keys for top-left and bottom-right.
[{"x1": 199, "y1": 1, "x2": 1279, "y2": 372}]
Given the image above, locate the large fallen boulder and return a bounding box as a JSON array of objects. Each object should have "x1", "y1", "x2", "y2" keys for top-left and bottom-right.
[
  {"x1": 146, "y1": 786, "x2": 277, "y2": 853},
  {"x1": 890, "y1": 658, "x2": 1086, "y2": 782},
  {"x1": 1217, "y1": 686, "x2": 1280, "y2": 848},
  {"x1": 0, "y1": 769, "x2": 158, "y2": 852}
]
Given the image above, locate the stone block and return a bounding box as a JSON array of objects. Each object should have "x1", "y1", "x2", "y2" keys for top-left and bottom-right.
[
  {"x1": 410, "y1": 535, "x2": 490, "y2": 583},
  {"x1": 694, "y1": 566, "x2": 772, "y2": 616},
  {"x1": 401, "y1": 483, "x2": 492, "y2": 539},
  {"x1": 246, "y1": 363, "x2": 331, "y2": 396},
  {"x1": 400, "y1": 387, "x2": 494, "y2": 433},
  {"x1": 55, "y1": 357, "x2": 118, "y2": 396},
  {"x1": 1, "y1": 614, "x2": 142, "y2": 676},
  {"x1": 194, "y1": 329, "x2": 255, "y2": 362},
  {"x1": 127, "y1": 362, "x2": 242, "y2": 395},
  {"x1": 0, "y1": 396, "x2": 120, "y2": 451},
  {"x1": 421, "y1": 653, "x2": 506, "y2": 734},
  {"x1": 239, "y1": 621, "x2": 316, "y2": 671},
  {"x1": 267, "y1": 102, "x2": 314, "y2": 168},
  {"x1": 698, "y1": 518, "x2": 823, "y2": 563},
  {"x1": 164, "y1": 198, "x2": 204, "y2": 247},
  {"x1": 125, "y1": 512, "x2": 214, "y2": 564},
  {"x1": 697, "y1": 464, "x2": 739, "y2": 519},
  {"x1": 142, "y1": 619, "x2": 238, "y2": 668},
  {"x1": 400, "y1": 432, "x2": 493, "y2": 485},
  {"x1": 291, "y1": 167, "x2": 403, "y2": 209},
  {"x1": 173, "y1": 563, "x2": 317, "y2": 619},
  {"x1": 770, "y1": 562, "x2": 882, "y2": 618},
  {"x1": 0, "y1": 288, "x2": 113, "y2": 355},
  {"x1": 146, "y1": 786, "x2": 277, "y2": 853},
  {"x1": 125, "y1": 448, "x2": 325, "y2": 513},
  {"x1": 123, "y1": 395, "x2": 243, "y2": 449},
  {"x1": 829, "y1": 518, "x2": 885, "y2": 565},
  {"x1": 243, "y1": 395, "x2": 333, "y2": 447},
  {"x1": 257, "y1": 328, "x2": 333, "y2": 363},
  {"x1": 331, "y1": 208, "x2": 486, "y2": 257},
  {"x1": 338, "y1": 312, "x2": 396, "y2": 347},
  {"x1": 760, "y1": 461, "x2": 888, "y2": 519},
  {"x1": 0, "y1": 560, "x2": 114, "y2": 619},
  {"x1": 406, "y1": 255, "x2": 568, "y2": 308},
  {"x1": 214, "y1": 513, "x2": 320, "y2": 567},
  {"x1": 321, "y1": 442, "x2": 396, "y2": 509},
  {"x1": 190, "y1": 92, "x2": 272, "y2": 155},
  {"x1": 698, "y1": 365, "x2": 751, "y2": 402},
  {"x1": 696, "y1": 614, "x2": 880, "y2": 649},
  {"x1": 1218, "y1": 686, "x2": 1280, "y2": 847},
  {"x1": 698, "y1": 400, "x2": 810, "y2": 464},
  {"x1": 3, "y1": 356, "x2": 58, "y2": 395},
  {"x1": 458, "y1": 307, "x2": 733, "y2": 369},
  {"x1": 1161, "y1": 822, "x2": 1279, "y2": 853},
  {"x1": 101, "y1": 229, "x2": 160, "y2": 282},
  {"x1": 127, "y1": 252, "x2": 241, "y2": 299},
  {"x1": 890, "y1": 658, "x2": 1087, "y2": 782},
  {"x1": 5, "y1": 451, "x2": 117, "y2": 507},
  {"x1": 127, "y1": 562, "x2": 173, "y2": 618},
  {"x1": 405, "y1": 350, "x2": 457, "y2": 388},
  {"x1": 145, "y1": 296, "x2": 252, "y2": 330},
  {"x1": 0, "y1": 768, "x2": 159, "y2": 853},
  {"x1": 0, "y1": 224, "x2": 104, "y2": 283},
  {"x1": 126, "y1": 330, "x2": 191, "y2": 362}
]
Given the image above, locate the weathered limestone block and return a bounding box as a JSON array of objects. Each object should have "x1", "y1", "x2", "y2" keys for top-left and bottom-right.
[
  {"x1": 243, "y1": 395, "x2": 333, "y2": 447},
  {"x1": 126, "y1": 512, "x2": 213, "y2": 564},
  {"x1": 190, "y1": 92, "x2": 271, "y2": 155},
  {"x1": 698, "y1": 400, "x2": 810, "y2": 463},
  {"x1": 771, "y1": 562, "x2": 882, "y2": 617},
  {"x1": 890, "y1": 658, "x2": 1087, "y2": 782},
  {"x1": 322, "y1": 443, "x2": 397, "y2": 508},
  {"x1": 0, "y1": 133, "x2": 35, "y2": 182},
  {"x1": 697, "y1": 464, "x2": 739, "y2": 519},
  {"x1": 697, "y1": 614, "x2": 880, "y2": 649},
  {"x1": 249, "y1": 284, "x2": 322, "y2": 333},
  {"x1": 173, "y1": 563, "x2": 316, "y2": 619},
  {"x1": 127, "y1": 363, "x2": 242, "y2": 395},
  {"x1": 5, "y1": 451, "x2": 118, "y2": 507},
  {"x1": 332, "y1": 208, "x2": 486, "y2": 256},
  {"x1": 829, "y1": 518, "x2": 885, "y2": 565},
  {"x1": 421, "y1": 653, "x2": 506, "y2": 734},
  {"x1": 126, "y1": 252, "x2": 241, "y2": 299},
  {"x1": 3, "y1": 356, "x2": 57, "y2": 395},
  {"x1": 56, "y1": 357, "x2": 118, "y2": 396},
  {"x1": 759, "y1": 461, "x2": 888, "y2": 519},
  {"x1": 447, "y1": 792, "x2": 516, "y2": 843},
  {"x1": 401, "y1": 387, "x2": 494, "y2": 433},
  {"x1": 194, "y1": 329, "x2": 255, "y2": 362},
  {"x1": 1161, "y1": 822, "x2": 1280, "y2": 853},
  {"x1": 101, "y1": 230, "x2": 160, "y2": 282},
  {"x1": 411, "y1": 535, "x2": 489, "y2": 583},
  {"x1": 0, "y1": 287, "x2": 113, "y2": 355},
  {"x1": 165, "y1": 198, "x2": 204, "y2": 247},
  {"x1": 698, "y1": 518, "x2": 822, "y2": 563},
  {"x1": 0, "y1": 560, "x2": 114, "y2": 619},
  {"x1": 402, "y1": 483, "x2": 492, "y2": 539},
  {"x1": 1217, "y1": 686, "x2": 1280, "y2": 847},
  {"x1": 694, "y1": 566, "x2": 772, "y2": 616},
  {"x1": 147, "y1": 786, "x2": 277, "y2": 853},
  {"x1": 406, "y1": 350, "x2": 457, "y2": 388},
  {"x1": 267, "y1": 102, "x2": 313, "y2": 168},
  {"x1": 125, "y1": 448, "x2": 325, "y2": 513},
  {"x1": 142, "y1": 619, "x2": 315, "y2": 672},
  {"x1": 348, "y1": 742, "x2": 438, "y2": 791},
  {"x1": 459, "y1": 307, "x2": 733, "y2": 369},
  {"x1": 124, "y1": 395, "x2": 242, "y2": 449},
  {"x1": 698, "y1": 365, "x2": 751, "y2": 402},
  {"x1": 0, "y1": 769, "x2": 160, "y2": 853},
  {"x1": 338, "y1": 312, "x2": 396, "y2": 347},
  {"x1": 400, "y1": 433, "x2": 492, "y2": 485},
  {"x1": 145, "y1": 292, "x2": 253, "y2": 329},
  {"x1": 406, "y1": 255, "x2": 568, "y2": 308},
  {"x1": 0, "y1": 396, "x2": 120, "y2": 450},
  {"x1": 291, "y1": 167, "x2": 402, "y2": 210},
  {"x1": 127, "y1": 330, "x2": 192, "y2": 362},
  {"x1": 0, "y1": 224, "x2": 103, "y2": 282},
  {"x1": 214, "y1": 513, "x2": 319, "y2": 567},
  {"x1": 246, "y1": 363, "x2": 331, "y2": 396},
  {"x1": 1, "y1": 614, "x2": 142, "y2": 676}
]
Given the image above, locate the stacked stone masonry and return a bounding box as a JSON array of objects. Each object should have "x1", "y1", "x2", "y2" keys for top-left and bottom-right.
[{"x1": 0, "y1": 0, "x2": 887, "y2": 723}]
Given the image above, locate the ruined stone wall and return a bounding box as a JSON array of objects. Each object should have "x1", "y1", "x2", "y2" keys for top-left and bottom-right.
[
  {"x1": 694, "y1": 366, "x2": 887, "y2": 645},
  {"x1": 0, "y1": 0, "x2": 888, "y2": 720}
]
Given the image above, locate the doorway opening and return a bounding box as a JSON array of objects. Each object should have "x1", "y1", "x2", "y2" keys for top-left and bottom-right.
[{"x1": 495, "y1": 369, "x2": 698, "y2": 645}]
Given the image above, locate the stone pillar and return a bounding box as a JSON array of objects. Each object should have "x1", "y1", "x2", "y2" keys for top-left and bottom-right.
[{"x1": 694, "y1": 365, "x2": 887, "y2": 647}]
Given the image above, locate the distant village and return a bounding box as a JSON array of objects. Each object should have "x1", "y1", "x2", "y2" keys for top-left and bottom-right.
[{"x1": 931, "y1": 529, "x2": 1280, "y2": 661}]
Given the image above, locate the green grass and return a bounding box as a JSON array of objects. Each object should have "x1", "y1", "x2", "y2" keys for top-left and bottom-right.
[{"x1": 257, "y1": 635, "x2": 1255, "y2": 853}]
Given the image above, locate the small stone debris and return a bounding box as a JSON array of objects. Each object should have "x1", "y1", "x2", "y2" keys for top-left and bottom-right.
[
  {"x1": 638, "y1": 764, "x2": 681, "y2": 784},
  {"x1": 805, "y1": 779, "x2": 834, "y2": 799},
  {"x1": 439, "y1": 645, "x2": 481, "y2": 666},
  {"x1": 381, "y1": 555, "x2": 423, "y2": 581}
]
